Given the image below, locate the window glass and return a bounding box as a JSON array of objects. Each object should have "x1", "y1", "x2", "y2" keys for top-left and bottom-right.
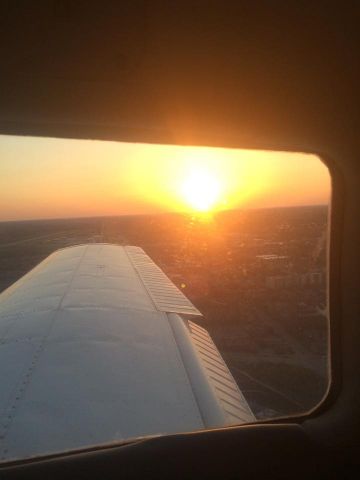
[{"x1": 0, "y1": 135, "x2": 330, "y2": 461}]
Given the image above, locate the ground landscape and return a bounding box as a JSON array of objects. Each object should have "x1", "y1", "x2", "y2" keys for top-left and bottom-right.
[{"x1": 0, "y1": 205, "x2": 328, "y2": 420}]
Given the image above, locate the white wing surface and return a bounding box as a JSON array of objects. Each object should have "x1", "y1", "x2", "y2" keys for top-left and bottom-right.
[{"x1": 0, "y1": 244, "x2": 254, "y2": 462}]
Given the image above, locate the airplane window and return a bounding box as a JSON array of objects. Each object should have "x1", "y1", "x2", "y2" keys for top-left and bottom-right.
[{"x1": 0, "y1": 135, "x2": 330, "y2": 461}]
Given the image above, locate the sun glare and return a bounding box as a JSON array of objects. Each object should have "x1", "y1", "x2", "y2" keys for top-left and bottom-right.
[
  {"x1": 0, "y1": 135, "x2": 330, "y2": 221},
  {"x1": 181, "y1": 168, "x2": 222, "y2": 212}
]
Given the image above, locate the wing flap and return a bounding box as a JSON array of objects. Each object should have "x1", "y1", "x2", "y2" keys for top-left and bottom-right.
[{"x1": 125, "y1": 246, "x2": 202, "y2": 317}]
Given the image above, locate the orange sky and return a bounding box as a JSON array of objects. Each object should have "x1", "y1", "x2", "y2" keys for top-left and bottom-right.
[{"x1": 0, "y1": 135, "x2": 330, "y2": 221}]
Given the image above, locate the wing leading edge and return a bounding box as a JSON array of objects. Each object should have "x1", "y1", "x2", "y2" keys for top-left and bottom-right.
[{"x1": 0, "y1": 244, "x2": 254, "y2": 462}]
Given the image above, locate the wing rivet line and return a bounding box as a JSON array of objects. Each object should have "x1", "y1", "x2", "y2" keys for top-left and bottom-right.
[{"x1": 0, "y1": 247, "x2": 88, "y2": 450}]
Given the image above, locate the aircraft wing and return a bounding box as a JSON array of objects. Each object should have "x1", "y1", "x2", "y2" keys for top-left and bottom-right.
[{"x1": 0, "y1": 244, "x2": 254, "y2": 461}]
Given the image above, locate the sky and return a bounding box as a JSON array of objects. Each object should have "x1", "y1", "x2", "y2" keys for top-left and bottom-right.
[{"x1": 0, "y1": 135, "x2": 330, "y2": 221}]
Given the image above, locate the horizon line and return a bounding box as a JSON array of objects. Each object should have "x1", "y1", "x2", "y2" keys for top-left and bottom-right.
[{"x1": 0, "y1": 203, "x2": 329, "y2": 224}]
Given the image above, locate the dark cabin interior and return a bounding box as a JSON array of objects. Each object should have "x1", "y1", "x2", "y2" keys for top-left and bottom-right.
[{"x1": 0, "y1": 2, "x2": 359, "y2": 478}]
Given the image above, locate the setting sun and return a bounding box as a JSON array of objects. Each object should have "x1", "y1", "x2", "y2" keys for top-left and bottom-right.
[
  {"x1": 181, "y1": 168, "x2": 222, "y2": 212},
  {"x1": 0, "y1": 135, "x2": 330, "y2": 221}
]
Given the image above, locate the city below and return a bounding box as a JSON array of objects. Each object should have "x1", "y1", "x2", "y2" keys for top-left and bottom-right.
[{"x1": 0, "y1": 205, "x2": 328, "y2": 420}]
